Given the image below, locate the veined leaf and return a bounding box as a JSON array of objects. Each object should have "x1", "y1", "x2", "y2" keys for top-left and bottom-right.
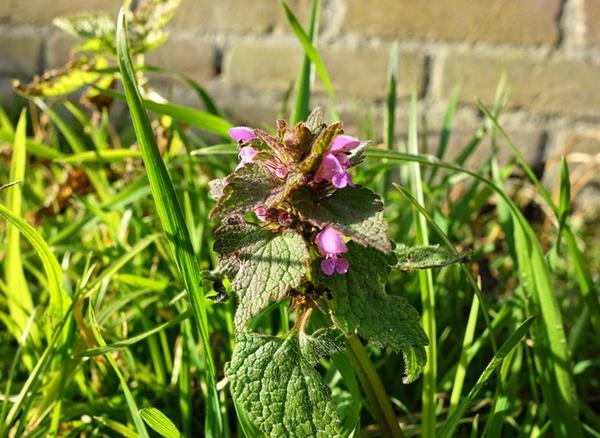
[
  {"x1": 316, "y1": 242, "x2": 428, "y2": 382},
  {"x1": 291, "y1": 186, "x2": 391, "y2": 253},
  {"x1": 214, "y1": 217, "x2": 309, "y2": 331},
  {"x1": 210, "y1": 162, "x2": 291, "y2": 219},
  {"x1": 225, "y1": 332, "x2": 342, "y2": 437},
  {"x1": 394, "y1": 244, "x2": 471, "y2": 272}
]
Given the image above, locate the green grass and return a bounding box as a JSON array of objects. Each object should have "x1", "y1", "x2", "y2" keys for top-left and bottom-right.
[{"x1": 0, "y1": 1, "x2": 599, "y2": 437}]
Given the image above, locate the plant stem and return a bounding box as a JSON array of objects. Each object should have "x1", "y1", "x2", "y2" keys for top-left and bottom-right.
[{"x1": 347, "y1": 334, "x2": 404, "y2": 438}]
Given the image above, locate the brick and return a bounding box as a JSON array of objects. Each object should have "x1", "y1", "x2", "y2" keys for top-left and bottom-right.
[
  {"x1": 583, "y1": 0, "x2": 600, "y2": 46},
  {"x1": 223, "y1": 42, "x2": 302, "y2": 91},
  {"x1": 224, "y1": 42, "x2": 423, "y2": 99},
  {"x1": 320, "y1": 47, "x2": 424, "y2": 99},
  {"x1": 436, "y1": 53, "x2": 600, "y2": 119},
  {"x1": 344, "y1": 0, "x2": 561, "y2": 45},
  {"x1": 0, "y1": 31, "x2": 42, "y2": 75},
  {"x1": 146, "y1": 37, "x2": 215, "y2": 82},
  {"x1": 46, "y1": 32, "x2": 79, "y2": 69},
  {"x1": 5, "y1": 0, "x2": 122, "y2": 25},
  {"x1": 172, "y1": 0, "x2": 311, "y2": 33}
]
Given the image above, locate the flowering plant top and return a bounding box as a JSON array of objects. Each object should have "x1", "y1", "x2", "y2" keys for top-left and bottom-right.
[{"x1": 210, "y1": 109, "x2": 431, "y2": 436}]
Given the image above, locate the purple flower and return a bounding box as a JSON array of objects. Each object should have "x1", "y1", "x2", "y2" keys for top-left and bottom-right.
[
  {"x1": 330, "y1": 135, "x2": 360, "y2": 153},
  {"x1": 278, "y1": 212, "x2": 293, "y2": 227},
  {"x1": 313, "y1": 135, "x2": 360, "y2": 189},
  {"x1": 315, "y1": 227, "x2": 349, "y2": 275},
  {"x1": 236, "y1": 146, "x2": 258, "y2": 170},
  {"x1": 229, "y1": 126, "x2": 255, "y2": 142},
  {"x1": 256, "y1": 207, "x2": 267, "y2": 221}
]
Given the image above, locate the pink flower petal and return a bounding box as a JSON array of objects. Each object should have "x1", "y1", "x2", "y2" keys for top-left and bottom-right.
[
  {"x1": 335, "y1": 258, "x2": 349, "y2": 274},
  {"x1": 321, "y1": 258, "x2": 336, "y2": 276},
  {"x1": 236, "y1": 146, "x2": 258, "y2": 169},
  {"x1": 275, "y1": 166, "x2": 288, "y2": 179},
  {"x1": 256, "y1": 207, "x2": 267, "y2": 221},
  {"x1": 278, "y1": 212, "x2": 292, "y2": 226},
  {"x1": 331, "y1": 135, "x2": 360, "y2": 153},
  {"x1": 331, "y1": 172, "x2": 352, "y2": 189},
  {"x1": 229, "y1": 127, "x2": 255, "y2": 142},
  {"x1": 315, "y1": 227, "x2": 347, "y2": 257},
  {"x1": 314, "y1": 152, "x2": 344, "y2": 184}
]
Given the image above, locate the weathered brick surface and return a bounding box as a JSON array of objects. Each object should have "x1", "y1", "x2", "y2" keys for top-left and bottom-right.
[
  {"x1": 224, "y1": 42, "x2": 302, "y2": 90},
  {"x1": 582, "y1": 0, "x2": 600, "y2": 46},
  {"x1": 436, "y1": 53, "x2": 600, "y2": 118},
  {"x1": 0, "y1": 31, "x2": 42, "y2": 75},
  {"x1": 146, "y1": 37, "x2": 215, "y2": 82},
  {"x1": 344, "y1": 0, "x2": 561, "y2": 45},
  {"x1": 4, "y1": 0, "x2": 122, "y2": 24},
  {"x1": 172, "y1": 0, "x2": 311, "y2": 33},
  {"x1": 321, "y1": 47, "x2": 424, "y2": 99},
  {"x1": 224, "y1": 43, "x2": 424, "y2": 99},
  {"x1": 46, "y1": 32, "x2": 78, "y2": 69}
]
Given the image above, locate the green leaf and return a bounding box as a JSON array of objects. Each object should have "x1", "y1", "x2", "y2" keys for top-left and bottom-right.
[
  {"x1": 394, "y1": 244, "x2": 471, "y2": 272},
  {"x1": 14, "y1": 57, "x2": 107, "y2": 97},
  {"x1": 210, "y1": 162, "x2": 300, "y2": 219},
  {"x1": 225, "y1": 332, "x2": 342, "y2": 437},
  {"x1": 139, "y1": 407, "x2": 182, "y2": 438},
  {"x1": 291, "y1": 186, "x2": 391, "y2": 253},
  {"x1": 316, "y1": 242, "x2": 428, "y2": 382},
  {"x1": 214, "y1": 218, "x2": 309, "y2": 331}
]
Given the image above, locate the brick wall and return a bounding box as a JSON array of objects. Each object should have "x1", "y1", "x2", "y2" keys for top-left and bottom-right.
[{"x1": 1, "y1": 0, "x2": 600, "y2": 204}]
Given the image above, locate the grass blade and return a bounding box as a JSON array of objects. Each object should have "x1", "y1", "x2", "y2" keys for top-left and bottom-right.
[
  {"x1": 290, "y1": 0, "x2": 320, "y2": 124},
  {"x1": 406, "y1": 91, "x2": 436, "y2": 438},
  {"x1": 88, "y1": 304, "x2": 149, "y2": 438},
  {"x1": 116, "y1": 7, "x2": 222, "y2": 436},
  {"x1": 428, "y1": 86, "x2": 459, "y2": 184},
  {"x1": 139, "y1": 407, "x2": 181, "y2": 438},
  {"x1": 3, "y1": 111, "x2": 38, "y2": 345},
  {"x1": 80, "y1": 310, "x2": 191, "y2": 357},
  {"x1": 370, "y1": 148, "x2": 582, "y2": 437},
  {"x1": 0, "y1": 309, "x2": 37, "y2": 436},
  {"x1": 280, "y1": 0, "x2": 338, "y2": 119},
  {"x1": 381, "y1": 41, "x2": 398, "y2": 196},
  {"x1": 479, "y1": 101, "x2": 600, "y2": 338},
  {"x1": 438, "y1": 316, "x2": 535, "y2": 438},
  {"x1": 0, "y1": 204, "x2": 71, "y2": 339}
]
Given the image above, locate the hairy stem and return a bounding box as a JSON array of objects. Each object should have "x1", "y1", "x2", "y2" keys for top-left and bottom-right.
[{"x1": 347, "y1": 334, "x2": 404, "y2": 438}]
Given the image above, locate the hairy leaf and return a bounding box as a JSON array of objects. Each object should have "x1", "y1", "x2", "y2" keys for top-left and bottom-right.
[
  {"x1": 226, "y1": 332, "x2": 341, "y2": 437},
  {"x1": 394, "y1": 244, "x2": 471, "y2": 272},
  {"x1": 210, "y1": 162, "x2": 285, "y2": 219},
  {"x1": 315, "y1": 242, "x2": 428, "y2": 382},
  {"x1": 214, "y1": 218, "x2": 309, "y2": 331},
  {"x1": 291, "y1": 186, "x2": 391, "y2": 253}
]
